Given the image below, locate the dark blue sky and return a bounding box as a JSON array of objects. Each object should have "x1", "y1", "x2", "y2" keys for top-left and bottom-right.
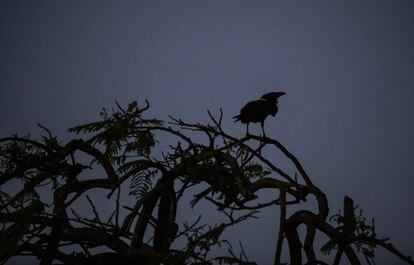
[{"x1": 1, "y1": 1, "x2": 414, "y2": 264}]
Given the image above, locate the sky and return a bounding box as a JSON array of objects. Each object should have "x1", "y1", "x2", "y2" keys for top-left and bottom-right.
[{"x1": 1, "y1": 1, "x2": 414, "y2": 264}]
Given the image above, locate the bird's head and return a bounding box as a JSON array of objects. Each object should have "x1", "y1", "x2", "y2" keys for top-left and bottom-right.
[{"x1": 261, "y1": 92, "x2": 286, "y2": 104}]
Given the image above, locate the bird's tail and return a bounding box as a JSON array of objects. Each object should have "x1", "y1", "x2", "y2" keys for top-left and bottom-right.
[{"x1": 233, "y1": 115, "x2": 240, "y2": 122}]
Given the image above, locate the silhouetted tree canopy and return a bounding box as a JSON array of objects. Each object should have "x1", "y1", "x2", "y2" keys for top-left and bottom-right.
[{"x1": 0, "y1": 101, "x2": 412, "y2": 265}]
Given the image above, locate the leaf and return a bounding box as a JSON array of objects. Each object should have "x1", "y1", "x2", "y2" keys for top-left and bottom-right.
[
  {"x1": 320, "y1": 239, "x2": 338, "y2": 255},
  {"x1": 213, "y1": 256, "x2": 256, "y2": 265},
  {"x1": 127, "y1": 101, "x2": 138, "y2": 112},
  {"x1": 128, "y1": 169, "x2": 157, "y2": 198},
  {"x1": 68, "y1": 121, "x2": 108, "y2": 134}
]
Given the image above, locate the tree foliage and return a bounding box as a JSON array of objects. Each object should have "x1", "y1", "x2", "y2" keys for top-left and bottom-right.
[{"x1": 0, "y1": 101, "x2": 412, "y2": 265}]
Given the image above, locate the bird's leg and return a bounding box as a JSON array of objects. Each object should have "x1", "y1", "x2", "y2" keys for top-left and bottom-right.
[
  {"x1": 246, "y1": 123, "x2": 250, "y2": 136},
  {"x1": 261, "y1": 121, "x2": 266, "y2": 137}
]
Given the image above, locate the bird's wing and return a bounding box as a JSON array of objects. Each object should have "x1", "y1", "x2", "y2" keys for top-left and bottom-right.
[
  {"x1": 241, "y1": 100, "x2": 265, "y2": 112},
  {"x1": 234, "y1": 100, "x2": 263, "y2": 121},
  {"x1": 237, "y1": 100, "x2": 273, "y2": 123}
]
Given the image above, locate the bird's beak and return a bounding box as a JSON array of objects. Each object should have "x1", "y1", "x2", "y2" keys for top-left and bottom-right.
[{"x1": 277, "y1": 92, "x2": 286, "y2": 97}]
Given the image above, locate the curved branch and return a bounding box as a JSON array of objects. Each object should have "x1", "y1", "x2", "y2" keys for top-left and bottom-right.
[
  {"x1": 372, "y1": 239, "x2": 414, "y2": 265},
  {"x1": 247, "y1": 135, "x2": 314, "y2": 187}
]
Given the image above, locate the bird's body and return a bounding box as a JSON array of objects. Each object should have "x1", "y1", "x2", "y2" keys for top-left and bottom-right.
[
  {"x1": 233, "y1": 99, "x2": 278, "y2": 123},
  {"x1": 233, "y1": 92, "x2": 285, "y2": 136}
]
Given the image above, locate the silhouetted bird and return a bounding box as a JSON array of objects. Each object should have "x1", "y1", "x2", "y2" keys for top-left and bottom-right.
[{"x1": 233, "y1": 92, "x2": 286, "y2": 136}]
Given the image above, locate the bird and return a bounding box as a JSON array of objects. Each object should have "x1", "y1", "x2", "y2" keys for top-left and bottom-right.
[{"x1": 233, "y1": 92, "x2": 286, "y2": 136}]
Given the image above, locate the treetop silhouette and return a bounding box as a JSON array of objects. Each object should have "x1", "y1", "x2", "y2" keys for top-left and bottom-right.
[{"x1": 0, "y1": 100, "x2": 412, "y2": 265}]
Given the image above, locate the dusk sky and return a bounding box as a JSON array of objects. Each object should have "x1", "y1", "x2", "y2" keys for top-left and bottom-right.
[{"x1": 1, "y1": 1, "x2": 414, "y2": 264}]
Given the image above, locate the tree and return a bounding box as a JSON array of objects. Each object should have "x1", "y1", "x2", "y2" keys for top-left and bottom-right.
[{"x1": 0, "y1": 101, "x2": 412, "y2": 265}]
